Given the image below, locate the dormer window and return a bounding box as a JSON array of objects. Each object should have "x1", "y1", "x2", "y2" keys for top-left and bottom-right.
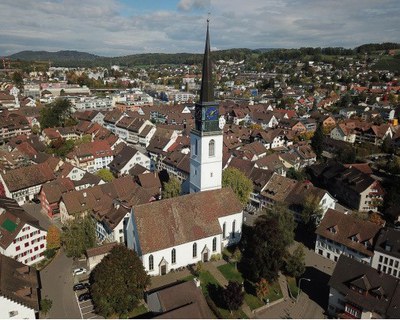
[
  {"x1": 385, "y1": 242, "x2": 392, "y2": 252},
  {"x1": 328, "y1": 226, "x2": 337, "y2": 234}
]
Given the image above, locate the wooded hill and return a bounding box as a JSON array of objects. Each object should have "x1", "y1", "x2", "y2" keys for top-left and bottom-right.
[{"x1": 7, "y1": 43, "x2": 400, "y2": 69}]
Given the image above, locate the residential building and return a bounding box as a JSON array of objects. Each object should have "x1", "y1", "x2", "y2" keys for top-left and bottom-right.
[
  {"x1": 0, "y1": 198, "x2": 47, "y2": 266},
  {"x1": 39, "y1": 178, "x2": 75, "y2": 219},
  {"x1": 0, "y1": 254, "x2": 40, "y2": 319},
  {"x1": 371, "y1": 228, "x2": 400, "y2": 278},
  {"x1": 315, "y1": 209, "x2": 381, "y2": 264},
  {"x1": 86, "y1": 242, "x2": 117, "y2": 271},
  {"x1": 109, "y1": 145, "x2": 152, "y2": 177},
  {"x1": 65, "y1": 140, "x2": 113, "y2": 173},
  {"x1": 328, "y1": 255, "x2": 400, "y2": 319},
  {"x1": 0, "y1": 163, "x2": 56, "y2": 205}
]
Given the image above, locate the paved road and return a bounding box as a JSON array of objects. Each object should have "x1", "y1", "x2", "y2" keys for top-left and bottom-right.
[{"x1": 40, "y1": 249, "x2": 81, "y2": 319}]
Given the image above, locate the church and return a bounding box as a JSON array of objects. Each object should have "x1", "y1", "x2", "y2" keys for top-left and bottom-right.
[{"x1": 126, "y1": 21, "x2": 244, "y2": 276}]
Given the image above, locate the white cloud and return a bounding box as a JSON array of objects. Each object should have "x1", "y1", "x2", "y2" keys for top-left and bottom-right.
[
  {"x1": 178, "y1": 0, "x2": 211, "y2": 12},
  {"x1": 0, "y1": 0, "x2": 398, "y2": 56}
]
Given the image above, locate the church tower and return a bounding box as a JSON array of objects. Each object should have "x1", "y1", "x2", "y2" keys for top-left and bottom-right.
[{"x1": 189, "y1": 20, "x2": 223, "y2": 193}]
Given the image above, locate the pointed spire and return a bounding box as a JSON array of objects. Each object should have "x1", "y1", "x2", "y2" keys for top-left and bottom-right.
[{"x1": 199, "y1": 18, "x2": 213, "y2": 103}]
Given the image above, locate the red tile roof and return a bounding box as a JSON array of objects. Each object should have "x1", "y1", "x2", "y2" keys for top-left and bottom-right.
[{"x1": 133, "y1": 188, "x2": 242, "y2": 254}]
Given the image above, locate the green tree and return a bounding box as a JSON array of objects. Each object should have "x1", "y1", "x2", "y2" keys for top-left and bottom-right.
[
  {"x1": 96, "y1": 168, "x2": 115, "y2": 182},
  {"x1": 302, "y1": 194, "x2": 324, "y2": 229},
  {"x1": 222, "y1": 167, "x2": 253, "y2": 205},
  {"x1": 222, "y1": 281, "x2": 244, "y2": 314},
  {"x1": 241, "y1": 212, "x2": 289, "y2": 282},
  {"x1": 39, "y1": 98, "x2": 74, "y2": 129},
  {"x1": 12, "y1": 71, "x2": 24, "y2": 89},
  {"x1": 231, "y1": 247, "x2": 242, "y2": 270},
  {"x1": 40, "y1": 298, "x2": 53, "y2": 316},
  {"x1": 90, "y1": 245, "x2": 150, "y2": 317},
  {"x1": 287, "y1": 167, "x2": 306, "y2": 181},
  {"x1": 61, "y1": 216, "x2": 96, "y2": 258},
  {"x1": 162, "y1": 176, "x2": 181, "y2": 199},
  {"x1": 284, "y1": 244, "x2": 306, "y2": 278},
  {"x1": 311, "y1": 124, "x2": 324, "y2": 159}
]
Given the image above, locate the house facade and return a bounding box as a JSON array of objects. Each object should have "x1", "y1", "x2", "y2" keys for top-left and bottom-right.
[
  {"x1": 315, "y1": 209, "x2": 381, "y2": 264},
  {"x1": 328, "y1": 255, "x2": 400, "y2": 319},
  {"x1": 0, "y1": 254, "x2": 40, "y2": 319},
  {"x1": 0, "y1": 198, "x2": 47, "y2": 266},
  {"x1": 371, "y1": 228, "x2": 400, "y2": 278}
]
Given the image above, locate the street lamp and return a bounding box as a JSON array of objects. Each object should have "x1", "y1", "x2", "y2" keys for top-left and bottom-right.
[{"x1": 296, "y1": 278, "x2": 311, "y2": 303}]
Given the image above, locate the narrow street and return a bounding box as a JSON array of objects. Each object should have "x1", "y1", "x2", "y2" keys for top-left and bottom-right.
[{"x1": 40, "y1": 249, "x2": 81, "y2": 319}]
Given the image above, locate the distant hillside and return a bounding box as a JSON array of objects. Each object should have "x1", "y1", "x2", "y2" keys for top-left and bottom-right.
[
  {"x1": 7, "y1": 48, "x2": 257, "y2": 67},
  {"x1": 7, "y1": 42, "x2": 400, "y2": 68},
  {"x1": 9, "y1": 50, "x2": 100, "y2": 62}
]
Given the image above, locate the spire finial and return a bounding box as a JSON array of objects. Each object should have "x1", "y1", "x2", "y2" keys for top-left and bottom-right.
[{"x1": 199, "y1": 17, "x2": 213, "y2": 103}]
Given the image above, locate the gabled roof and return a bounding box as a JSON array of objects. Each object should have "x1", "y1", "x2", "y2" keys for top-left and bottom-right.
[
  {"x1": 108, "y1": 145, "x2": 139, "y2": 172},
  {"x1": 1, "y1": 162, "x2": 56, "y2": 192},
  {"x1": 41, "y1": 178, "x2": 75, "y2": 204},
  {"x1": 316, "y1": 209, "x2": 381, "y2": 257},
  {"x1": 133, "y1": 188, "x2": 242, "y2": 254},
  {"x1": 329, "y1": 255, "x2": 400, "y2": 318},
  {"x1": 373, "y1": 227, "x2": 400, "y2": 259},
  {"x1": 0, "y1": 198, "x2": 43, "y2": 250},
  {"x1": 149, "y1": 280, "x2": 214, "y2": 319},
  {"x1": 261, "y1": 173, "x2": 297, "y2": 203},
  {"x1": 0, "y1": 254, "x2": 40, "y2": 311}
]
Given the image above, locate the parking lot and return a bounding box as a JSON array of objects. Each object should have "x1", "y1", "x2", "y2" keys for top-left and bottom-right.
[
  {"x1": 75, "y1": 289, "x2": 103, "y2": 319},
  {"x1": 72, "y1": 263, "x2": 104, "y2": 320}
]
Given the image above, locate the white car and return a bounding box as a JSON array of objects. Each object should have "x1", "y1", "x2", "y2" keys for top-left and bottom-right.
[{"x1": 73, "y1": 268, "x2": 87, "y2": 276}]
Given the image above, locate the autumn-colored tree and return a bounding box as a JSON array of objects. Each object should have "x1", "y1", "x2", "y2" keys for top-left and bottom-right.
[
  {"x1": 249, "y1": 123, "x2": 263, "y2": 130},
  {"x1": 256, "y1": 278, "x2": 270, "y2": 301},
  {"x1": 369, "y1": 212, "x2": 385, "y2": 226},
  {"x1": 46, "y1": 225, "x2": 61, "y2": 249}
]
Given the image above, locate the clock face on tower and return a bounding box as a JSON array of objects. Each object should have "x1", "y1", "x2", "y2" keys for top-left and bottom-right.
[{"x1": 205, "y1": 106, "x2": 218, "y2": 121}]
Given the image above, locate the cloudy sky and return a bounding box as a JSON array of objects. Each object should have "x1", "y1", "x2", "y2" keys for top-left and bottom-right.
[{"x1": 0, "y1": 0, "x2": 399, "y2": 57}]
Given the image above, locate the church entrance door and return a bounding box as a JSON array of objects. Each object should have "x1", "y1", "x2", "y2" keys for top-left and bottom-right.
[{"x1": 160, "y1": 264, "x2": 167, "y2": 275}]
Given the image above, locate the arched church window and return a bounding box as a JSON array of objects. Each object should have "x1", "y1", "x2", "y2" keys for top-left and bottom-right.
[{"x1": 209, "y1": 139, "x2": 215, "y2": 157}]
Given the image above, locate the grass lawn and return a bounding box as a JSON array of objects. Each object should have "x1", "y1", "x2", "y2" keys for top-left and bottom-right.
[
  {"x1": 244, "y1": 293, "x2": 264, "y2": 310},
  {"x1": 199, "y1": 271, "x2": 248, "y2": 319},
  {"x1": 199, "y1": 270, "x2": 220, "y2": 294},
  {"x1": 219, "y1": 308, "x2": 248, "y2": 319},
  {"x1": 217, "y1": 263, "x2": 243, "y2": 283},
  {"x1": 126, "y1": 304, "x2": 148, "y2": 318},
  {"x1": 287, "y1": 277, "x2": 300, "y2": 299},
  {"x1": 265, "y1": 281, "x2": 283, "y2": 302},
  {"x1": 181, "y1": 274, "x2": 195, "y2": 282},
  {"x1": 109, "y1": 304, "x2": 148, "y2": 319}
]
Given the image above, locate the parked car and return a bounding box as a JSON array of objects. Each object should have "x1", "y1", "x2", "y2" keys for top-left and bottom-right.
[
  {"x1": 78, "y1": 292, "x2": 91, "y2": 302},
  {"x1": 73, "y1": 268, "x2": 87, "y2": 276},
  {"x1": 73, "y1": 283, "x2": 90, "y2": 291}
]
